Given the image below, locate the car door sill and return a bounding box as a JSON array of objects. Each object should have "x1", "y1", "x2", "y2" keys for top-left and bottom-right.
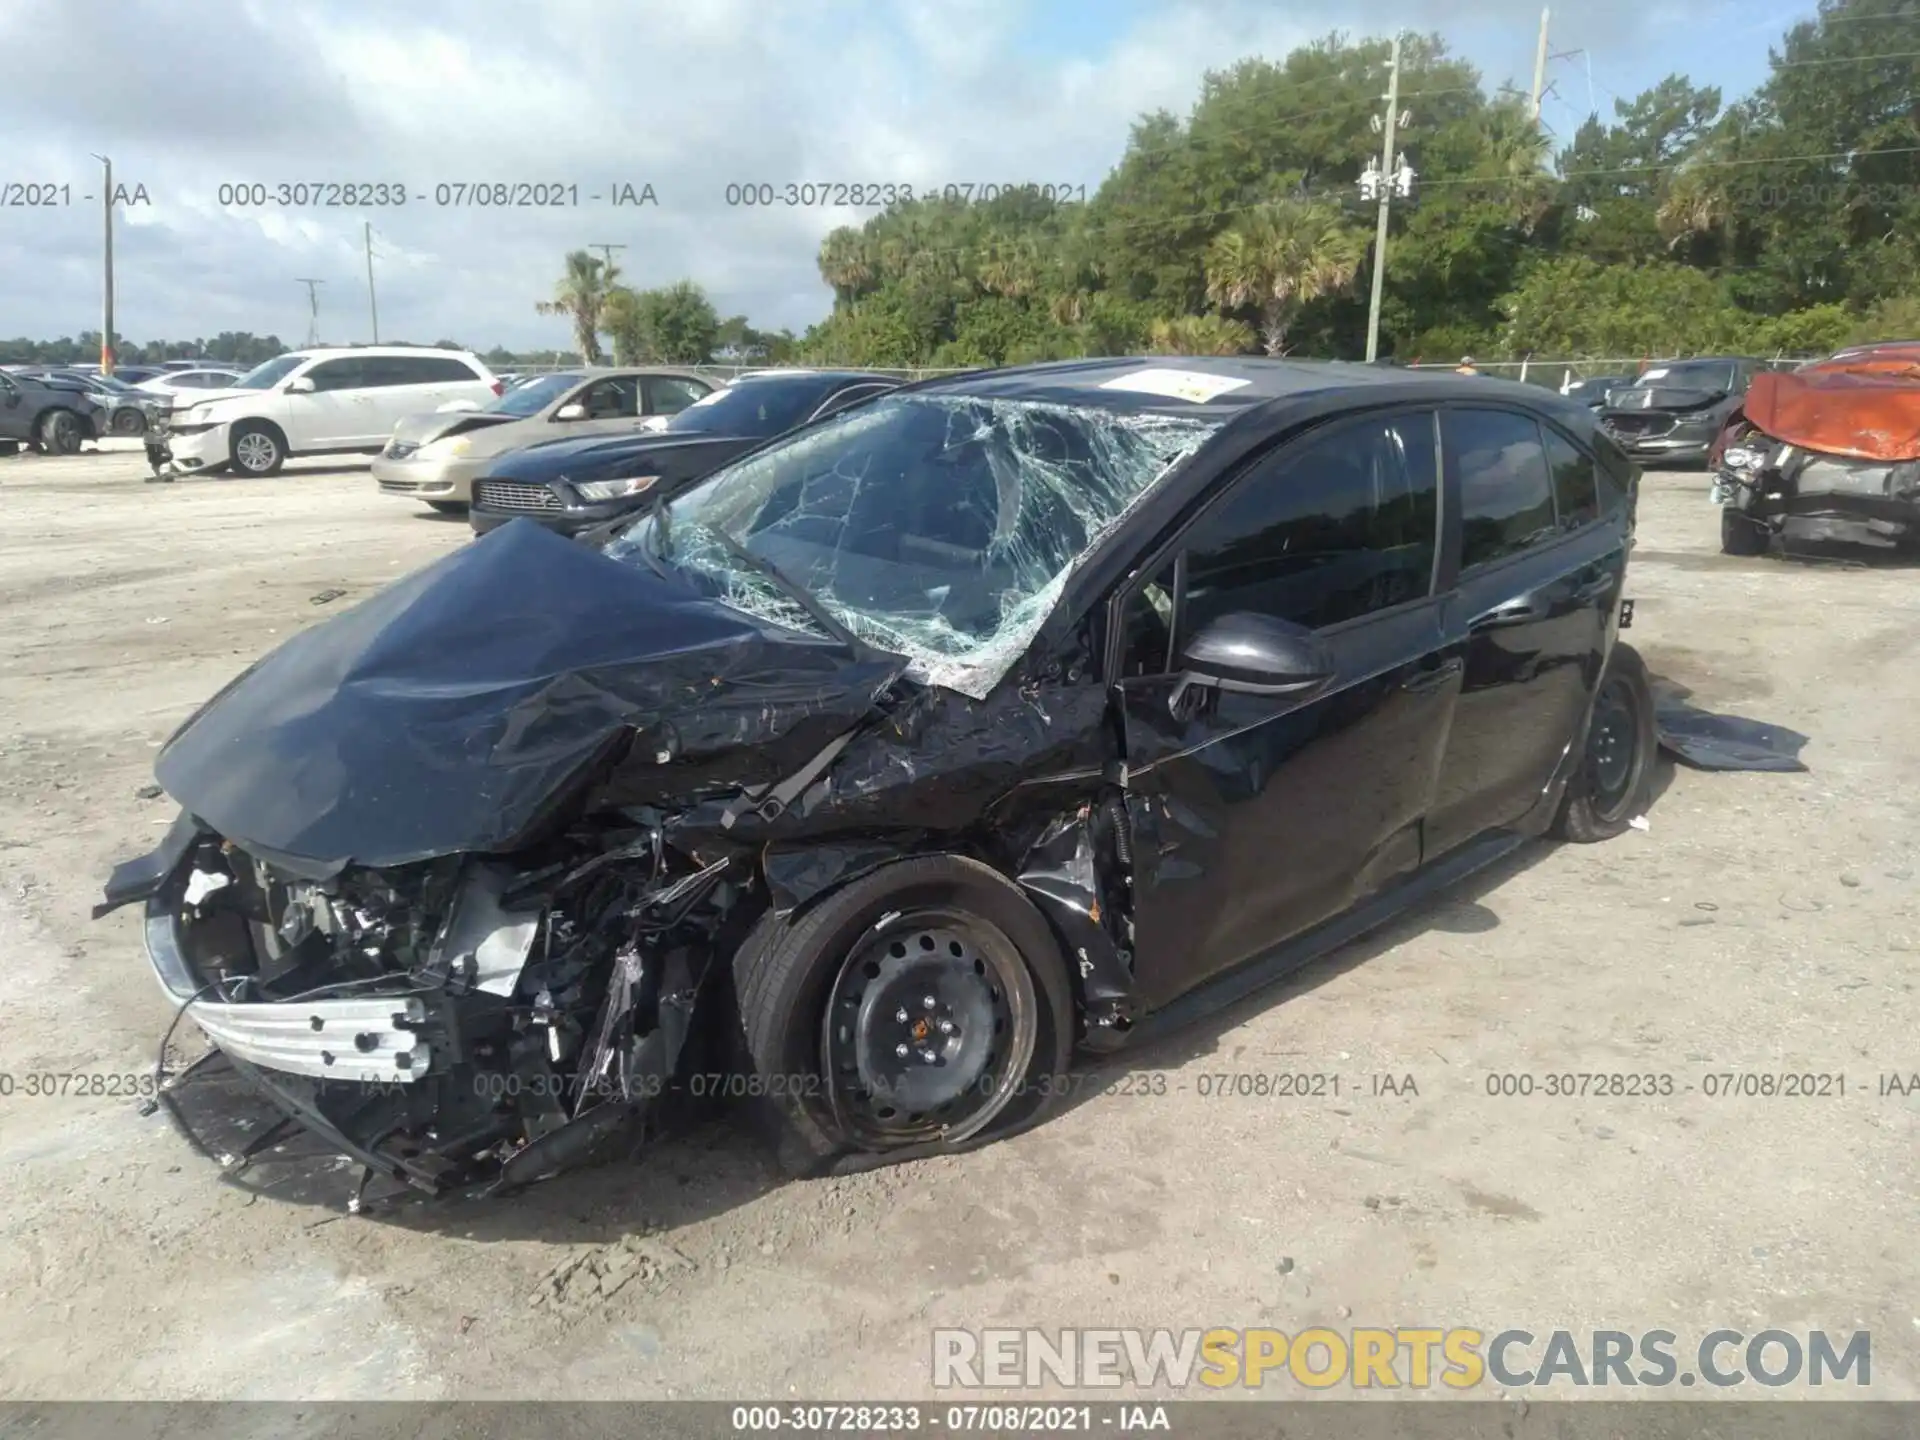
[{"x1": 1099, "y1": 829, "x2": 1532, "y2": 1052}]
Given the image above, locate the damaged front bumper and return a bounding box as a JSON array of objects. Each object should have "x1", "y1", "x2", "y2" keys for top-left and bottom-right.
[
  {"x1": 122, "y1": 819, "x2": 722, "y2": 1197},
  {"x1": 1714, "y1": 439, "x2": 1920, "y2": 549}
]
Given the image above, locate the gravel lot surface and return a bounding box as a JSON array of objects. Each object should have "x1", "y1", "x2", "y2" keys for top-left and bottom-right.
[{"x1": 0, "y1": 444, "x2": 1913, "y2": 1401}]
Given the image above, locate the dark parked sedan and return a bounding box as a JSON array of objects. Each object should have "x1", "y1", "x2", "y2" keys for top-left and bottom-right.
[
  {"x1": 468, "y1": 369, "x2": 900, "y2": 536},
  {"x1": 1599, "y1": 357, "x2": 1764, "y2": 465},
  {"x1": 97, "y1": 357, "x2": 1652, "y2": 1198}
]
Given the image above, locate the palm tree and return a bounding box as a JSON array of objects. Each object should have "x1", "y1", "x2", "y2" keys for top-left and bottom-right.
[
  {"x1": 1656, "y1": 163, "x2": 1736, "y2": 247},
  {"x1": 535, "y1": 250, "x2": 615, "y2": 364},
  {"x1": 977, "y1": 233, "x2": 1041, "y2": 299},
  {"x1": 818, "y1": 227, "x2": 875, "y2": 308},
  {"x1": 1478, "y1": 101, "x2": 1556, "y2": 234},
  {"x1": 601, "y1": 286, "x2": 647, "y2": 364},
  {"x1": 1202, "y1": 200, "x2": 1367, "y2": 356},
  {"x1": 1147, "y1": 314, "x2": 1257, "y2": 355}
]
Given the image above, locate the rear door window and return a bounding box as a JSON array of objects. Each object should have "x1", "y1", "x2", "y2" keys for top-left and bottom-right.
[{"x1": 1446, "y1": 409, "x2": 1558, "y2": 569}]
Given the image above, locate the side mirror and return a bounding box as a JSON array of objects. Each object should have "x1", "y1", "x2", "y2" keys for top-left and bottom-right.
[
  {"x1": 1169, "y1": 612, "x2": 1334, "y2": 715},
  {"x1": 285, "y1": 375, "x2": 315, "y2": 393},
  {"x1": 555, "y1": 402, "x2": 587, "y2": 421}
]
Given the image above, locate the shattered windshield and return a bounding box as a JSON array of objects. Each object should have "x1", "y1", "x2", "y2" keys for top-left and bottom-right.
[{"x1": 605, "y1": 394, "x2": 1218, "y2": 698}]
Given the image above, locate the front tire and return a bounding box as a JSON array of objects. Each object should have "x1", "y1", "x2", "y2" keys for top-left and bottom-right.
[
  {"x1": 37, "y1": 409, "x2": 82, "y2": 455},
  {"x1": 1720, "y1": 506, "x2": 1769, "y2": 556},
  {"x1": 111, "y1": 408, "x2": 147, "y2": 437},
  {"x1": 732, "y1": 856, "x2": 1074, "y2": 1177},
  {"x1": 229, "y1": 422, "x2": 286, "y2": 477},
  {"x1": 1552, "y1": 642, "x2": 1656, "y2": 843},
  {"x1": 427, "y1": 500, "x2": 466, "y2": 515}
]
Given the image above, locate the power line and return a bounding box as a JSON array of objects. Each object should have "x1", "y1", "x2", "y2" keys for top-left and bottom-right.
[
  {"x1": 295, "y1": 278, "x2": 325, "y2": 346},
  {"x1": 1774, "y1": 46, "x2": 1920, "y2": 66},
  {"x1": 363, "y1": 222, "x2": 379, "y2": 345}
]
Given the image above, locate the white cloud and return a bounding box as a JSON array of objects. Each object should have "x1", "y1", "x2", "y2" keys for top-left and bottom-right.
[{"x1": 0, "y1": 0, "x2": 1786, "y2": 349}]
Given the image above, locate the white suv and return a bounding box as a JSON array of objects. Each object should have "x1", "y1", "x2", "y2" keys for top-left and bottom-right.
[{"x1": 155, "y1": 347, "x2": 501, "y2": 478}]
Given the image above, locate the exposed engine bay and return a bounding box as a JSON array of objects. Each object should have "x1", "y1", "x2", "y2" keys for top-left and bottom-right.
[{"x1": 144, "y1": 812, "x2": 760, "y2": 1195}]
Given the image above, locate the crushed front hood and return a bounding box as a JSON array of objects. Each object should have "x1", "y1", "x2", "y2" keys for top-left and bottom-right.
[
  {"x1": 154, "y1": 519, "x2": 904, "y2": 874},
  {"x1": 389, "y1": 409, "x2": 518, "y2": 448},
  {"x1": 489, "y1": 430, "x2": 749, "y2": 480},
  {"x1": 1744, "y1": 369, "x2": 1920, "y2": 463},
  {"x1": 1603, "y1": 386, "x2": 1726, "y2": 414}
]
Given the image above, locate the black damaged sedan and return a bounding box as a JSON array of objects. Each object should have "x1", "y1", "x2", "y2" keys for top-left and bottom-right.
[
  {"x1": 98, "y1": 357, "x2": 1654, "y2": 1196},
  {"x1": 468, "y1": 369, "x2": 901, "y2": 537}
]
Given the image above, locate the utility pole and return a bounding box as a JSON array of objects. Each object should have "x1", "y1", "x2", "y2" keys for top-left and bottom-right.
[
  {"x1": 589, "y1": 243, "x2": 626, "y2": 276},
  {"x1": 1363, "y1": 34, "x2": 1402, "y2": 363},
  {"x1": 295, "y1": 278, "x2": 325, "y2": 346},
  {"x1": 1529, "y1": 8, "x2": 1552, "y2": 122},
  {"x1": 363, "y1": 222, "x2": 379, "y2": 343},
  {"x1": 91, "y1": 154, "x2": 115, "y2": 374}
]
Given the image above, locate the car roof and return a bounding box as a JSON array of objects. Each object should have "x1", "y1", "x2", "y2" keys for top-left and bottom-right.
[
  {"x1": 283, "y1": 345, "x2": 485, "y2": 360},
  {"x1": 906, "y1": 355, "x2": 1504, "y2": 420},
  {"x1": 729, "y1": 368, "x2": 896, "y2": 385}
]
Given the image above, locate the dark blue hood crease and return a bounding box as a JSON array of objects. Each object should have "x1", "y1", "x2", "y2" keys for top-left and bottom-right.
[{"x1": 155, "y1": 519, "x2": 906, "y2": 875}]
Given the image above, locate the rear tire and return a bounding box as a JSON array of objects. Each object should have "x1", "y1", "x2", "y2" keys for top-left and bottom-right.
[
  {"x1": 732, "y1": 856, "x2": 1074, "y2": 1178},
  {"x1": 229, "y1": 422, "x2": 285, "y2": 477},
  {"x1": 1720, "y1": 506, "x2": 1769, "y2": 556},
  {"x1": 1552, "y1": 642, "x2": 1656, "y2": 843}
]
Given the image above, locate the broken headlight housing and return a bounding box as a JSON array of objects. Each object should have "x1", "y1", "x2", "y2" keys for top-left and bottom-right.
[{"x1": 574, "y1": 475, "x2": 660, "y2": 502}]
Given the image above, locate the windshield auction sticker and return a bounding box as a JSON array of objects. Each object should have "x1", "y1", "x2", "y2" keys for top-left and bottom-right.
[{"x1": 1098, "y1": 368, "x2": 1254, "y2": 403}]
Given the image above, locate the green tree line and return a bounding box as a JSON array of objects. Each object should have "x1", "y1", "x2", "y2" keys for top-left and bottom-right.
[{"x1": 773, "y1": 0, "x2": 1917, "y2": 366}]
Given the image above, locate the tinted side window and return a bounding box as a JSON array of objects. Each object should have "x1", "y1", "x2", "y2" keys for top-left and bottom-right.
[
  {"x1": 365, "y1": 356, "x2": 478, "y2": 386},
  {"x1": 305, "y1": 359, "x2": 365, "y2": 392},
  {"x1": 815, "y1": 383, "x2": 894, "y2": 419},
  {"x1": 1590, "y1": 428, "x2": 1633, "y2": 517},
  {"x1": 1544, "y1": 428, "x2": 1599, "y2": 531},
  {"x1": 1118, "y1": 560, "x2": 1178, "y2": 678},
  {"x1": 1448, "y1": 409, "x2": 1557, "y2": 569},
  {"x1": 646, "y1": 376, "x2": 708, "y2": 413},
  {"x1": 0, "y1": 372, "x2": 18, "y2": 398},
  {"x1": 1179, "y1": 411, "x2": 1439, "y2": 638}
]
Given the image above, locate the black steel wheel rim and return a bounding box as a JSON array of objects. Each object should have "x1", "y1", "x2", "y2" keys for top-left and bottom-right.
[
  {"x1": 1585, "y1": 676, "x2": 1641, "y2": 818},
  {"x1": 821, "y1": 908, "x2": 1037, "y2": 1149}
]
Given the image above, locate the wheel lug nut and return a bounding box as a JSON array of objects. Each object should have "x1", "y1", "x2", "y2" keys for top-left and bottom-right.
[
  {"x1": 922, "y1": 995, "x2": 936, "y2": 1010},
  {"x1": 895, "y1": 1043, "x2": 910, "y2": 1058},
  {"x1": 895, "y1": 1008, "x2": 909, "y2": 1023},
  {"x1": 920, "y1": 1049, "x2": 937, "y2": 1063},
  {"x1": 937, "y1": 1019, "x2": 954, "y2": 1035}
]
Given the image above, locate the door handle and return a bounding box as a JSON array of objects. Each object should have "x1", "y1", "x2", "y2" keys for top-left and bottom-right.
[
  {"x1": 1401, "y1": 657, "x2": 1462, "y2": 694},
  {"x1": 1471, "y1": 595, "x2": 1549, "y2": 629}
]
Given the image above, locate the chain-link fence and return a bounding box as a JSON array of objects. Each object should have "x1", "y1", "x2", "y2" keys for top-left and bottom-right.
[
  {"x1": 495, "y1": 361, "x2": 974, "y2": 382},
  {"x1": 1402, "y1": 355, "x2": 1817, "y2": 387}
]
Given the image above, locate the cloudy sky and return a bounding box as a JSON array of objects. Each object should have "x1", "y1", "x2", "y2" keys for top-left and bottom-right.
[{"x1": 1, "y1": 0, "x2": 1811, "y2": 352}]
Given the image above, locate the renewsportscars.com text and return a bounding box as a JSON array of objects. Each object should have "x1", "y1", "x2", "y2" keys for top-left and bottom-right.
[{"x1": 932, "y1": 1327, "x2": 1871, "y2": 1390}]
